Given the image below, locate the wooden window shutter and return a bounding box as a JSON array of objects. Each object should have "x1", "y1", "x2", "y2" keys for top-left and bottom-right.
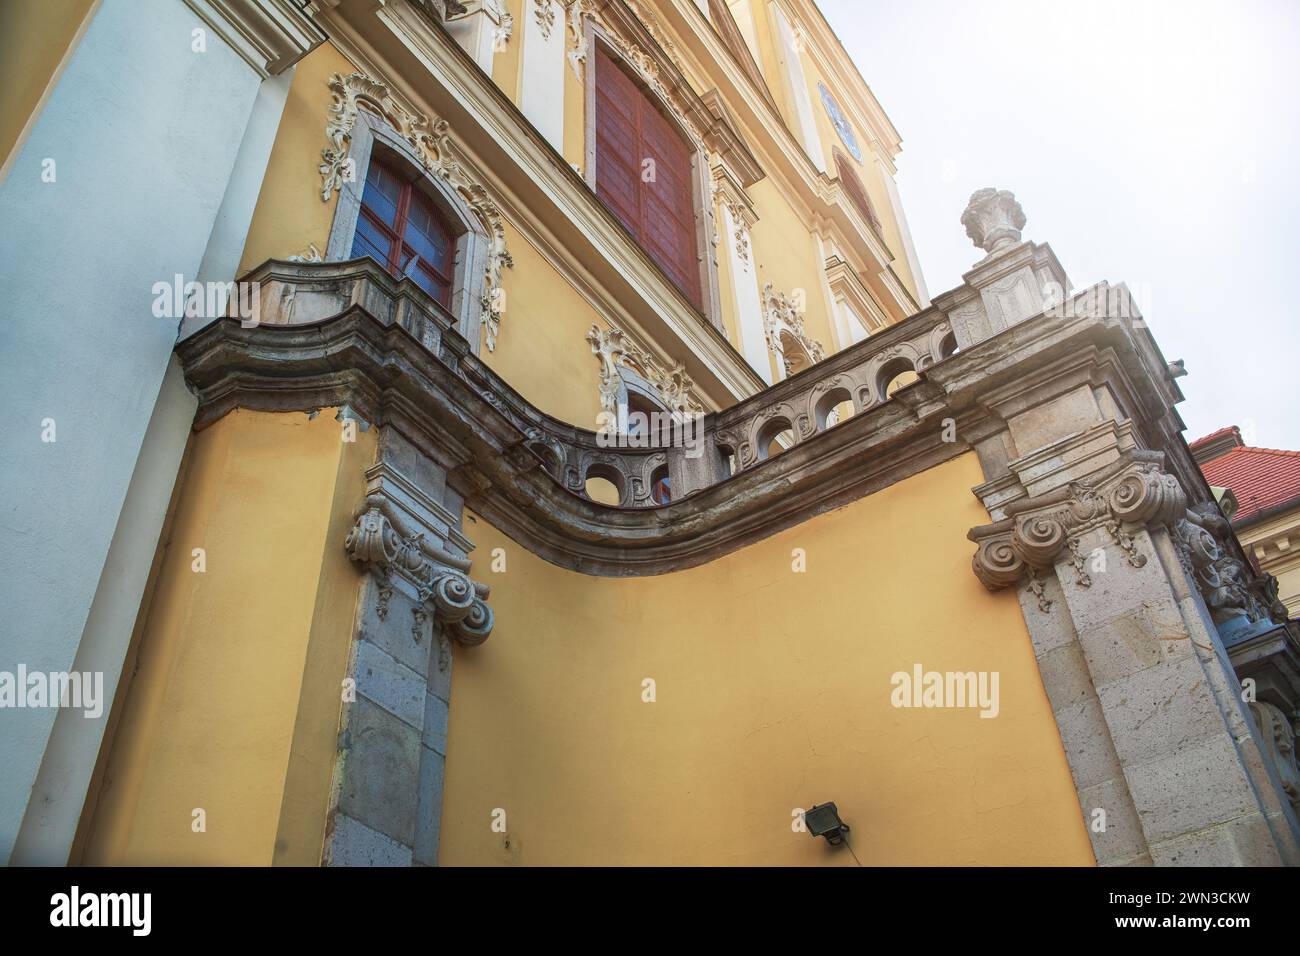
[
  {"x1": 594, "y1": 45, "x2": 704, "y2": 312},
  {"x1": 834, "y1": 151, "x2": 883, "y2": 238}
]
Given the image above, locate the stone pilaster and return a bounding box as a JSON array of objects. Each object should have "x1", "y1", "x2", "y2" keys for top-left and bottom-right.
[
  {"x1": 960, "y1": 189, "x2": 1300, "y2": 865},
  {"x1": 322, "y1": 426, "x2": 492, "y2": 866},
  {"x1": 972, "y1": 468, "x2": 1298, "y2": 862}
]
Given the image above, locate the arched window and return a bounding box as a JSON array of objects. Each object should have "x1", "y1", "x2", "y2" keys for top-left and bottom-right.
[
  {"x1": 834, "y1": 150, "x2": 883, "y2": 238},
  {"x1": 593, "y1": 44, "x2": 703, "y2": 311},
  {"x1": 350, "y1": 156, "x2": 457, "y2": 307}
]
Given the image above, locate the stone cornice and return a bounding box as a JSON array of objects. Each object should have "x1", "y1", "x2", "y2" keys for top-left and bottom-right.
[
  {"x1": 184, "y1": 0, "x2": 329, "y2": 77},
  {"x1": 178, "y1": 257, "x2": 1206, "y2": 576}
]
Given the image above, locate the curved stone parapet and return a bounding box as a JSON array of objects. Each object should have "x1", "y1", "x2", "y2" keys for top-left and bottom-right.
[
  {"x1": 180, "y1": 257, "x2": 1200, "y2": 576},
  {"x1": 215, "y1": 258, "x2": 961, "y2": 512}
]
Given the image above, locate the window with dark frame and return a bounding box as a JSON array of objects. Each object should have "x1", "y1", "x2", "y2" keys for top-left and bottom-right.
[
  {"x1": 593, "y1": 44, "x2": 703, "y2": 312},
  {"x1": 350, "y1": 156, "x2": 458, "y2": 307}
]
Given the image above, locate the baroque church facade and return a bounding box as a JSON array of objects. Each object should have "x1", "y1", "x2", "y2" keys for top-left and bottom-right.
[{"x1": 0, "y1": 0, "x2": 1296, "y2": 866}]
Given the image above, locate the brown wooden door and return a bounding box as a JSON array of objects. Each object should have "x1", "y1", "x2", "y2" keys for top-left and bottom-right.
[{"x1": 594, "y1": 46, "x2": 703, "y2": 311}]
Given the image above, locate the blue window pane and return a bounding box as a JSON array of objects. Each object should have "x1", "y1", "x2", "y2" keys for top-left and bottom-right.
[
  {"x1": 350, "y1": 214, "x2": 392, "y2": 266},
  {"x1": 361, "y1": 161, "x2": 401, "y2": 227},
  {"x1": 405, "y1": 195, "x2": 452, "y2": 273}
]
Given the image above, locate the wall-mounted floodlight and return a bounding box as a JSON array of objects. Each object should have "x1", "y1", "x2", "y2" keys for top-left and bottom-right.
[{"x1": 804, "y1": 802, "x2": 850, "y2": 846}]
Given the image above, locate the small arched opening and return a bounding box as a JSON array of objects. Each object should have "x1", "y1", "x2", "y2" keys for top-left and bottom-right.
[{"x1": 584, "y1": 462, "x2": 625, "y2": 506}]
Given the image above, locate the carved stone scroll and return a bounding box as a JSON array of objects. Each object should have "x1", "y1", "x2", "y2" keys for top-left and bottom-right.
[
  {"x1": 969, "y1": 452, "x2": 1187, "y2": 592},
  {"x1": 345, "y1": 497, "x2": 493, "y2": 645}
]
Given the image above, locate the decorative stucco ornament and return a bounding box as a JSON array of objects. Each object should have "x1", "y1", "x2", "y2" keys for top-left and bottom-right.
[
  {"x1": 586, "y1": 325, "x2": 703, "y2": 417},
  {"x1": 318, "y1": 71, "x2": 514, "y2": 351},
  {"x1": 533, "y1": 0, "x2": 557, "y2": 39},
  {"x1": 960, "y1": 187, "x2": 1027, "y2": 256},
  {"x1": 762, "y1": 284, "x2": 825, "y2": 374}
]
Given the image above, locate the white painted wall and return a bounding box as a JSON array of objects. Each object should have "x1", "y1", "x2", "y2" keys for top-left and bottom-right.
[
  {"x1": 519, "y1": 0, "x2": 566, "y2": 152},
  {"x1": 719, "y1": 204, "x2": 773, "y2": 383},
  {"x1": 874, "y1": 154, "x2": 930, "y2": 307},
  {"x1": 770, "y1": 2, "x2": 826, "y2": 172},
  {"x1": 0, "y1": 0, "x2": 271, "y2": 863}
]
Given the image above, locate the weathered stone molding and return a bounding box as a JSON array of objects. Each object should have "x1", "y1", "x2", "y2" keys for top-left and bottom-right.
[
  {"x1": 1250, "y1": 701, "x2": 1300, "y2": 814},
  {"x1": 969, "y1": 452, "x2": 1187, "y2": 592},
  {"x1": 318, "y1": 71, "x2": 513, "y2": 350},
  {"x1": 323, "y1": 422, "x2": 484, "y2": 866},
  {"x1": 1178, "y1": 501, "x2": 1290, "y2": 636},
  {"x1": 178, "y1": 252, "x2": 1003, "y2": 567},
  {"x1": 344, "y1": 497, "x2": 493, "y2": 646},
  {"x1": 183, "y1": 254, "x2": 1154, "y2": 575}
]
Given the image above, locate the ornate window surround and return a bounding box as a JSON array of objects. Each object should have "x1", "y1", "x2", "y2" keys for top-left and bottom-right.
[
  {"x1": 572, "y1": 3, "x2": 726, "y2": 333},
  {"x1": 319, "y1": 71, "x2": 513, "y2": 353},
  {"x1": 586, "y1": 323, "x2": 704, "y2": 422},
  {"x1": 762, "y1": 283, "x2": 825, "y2": 380}
]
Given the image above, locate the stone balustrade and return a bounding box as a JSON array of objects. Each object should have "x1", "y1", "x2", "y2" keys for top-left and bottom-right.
[{"x1": 229, "y1": 255, "x2": 959, "y2": 510}]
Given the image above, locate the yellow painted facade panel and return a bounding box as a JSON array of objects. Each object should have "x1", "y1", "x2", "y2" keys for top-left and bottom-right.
[
  {"x1": 238, "y1": 43, "x2": 358, "y2": 275},
  {"x1": 0, "y1": 0, "x2": 98, "y2": 180},
  {"x1": 81, "y1": 409, "x2": 373, "y2": 865},
  {"x1": 440, "y1": 453, "x2": 1094, "y2": 866}
]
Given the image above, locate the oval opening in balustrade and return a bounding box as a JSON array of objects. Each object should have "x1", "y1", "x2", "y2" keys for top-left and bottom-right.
[
  {"x1": 878, "y1": 356, "x2": 919, "y2": 400},
  {"x1": 814, "y1": 386, "x2": 855, "y2": 431},
  {"x1": 584, "y1": 462, "x2": 625, "y2": 506},
  {"x1": 938, "y1": 330, "x2": 959, "y2": 360},
  {"x1": 717, "y1": 443, "x2": 737, "y2": 478},
  {"x1": 650, "y1": 465, "x2": 671, "y2": 505},
  {"x1": 757, "y1": 417, "x2": 795, "y2": 460}
]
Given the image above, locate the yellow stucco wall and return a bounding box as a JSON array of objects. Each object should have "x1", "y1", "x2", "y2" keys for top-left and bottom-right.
[
  {"x1": 476, "y1": 220, "x2": 609, "y2": 427},
  {"x1": 80, "y1": 408, "x2": 373, "y2": 866},
  {"x1": 440, "y1": 452, "x2": 1094, "y2": 865},
  {"x1": 0, "y1": 0, "x2": 98, "y2": 181},
  {"x1": 747, "y1": 175, "x2": 838, "y2": 362},
  {"x1": 238, "y1": 42, "x2": 357, "y2": 275}
]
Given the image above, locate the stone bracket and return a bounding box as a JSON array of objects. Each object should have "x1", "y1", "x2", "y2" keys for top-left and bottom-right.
[{"x1": 344, "y1": 496, "x2": 493, "y2": 646}]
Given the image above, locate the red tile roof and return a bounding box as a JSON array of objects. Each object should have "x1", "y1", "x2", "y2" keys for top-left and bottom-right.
[
  {"x1": 1194, "y1": 429, "x2": 1300, "y2": 523},
  {"x1": 1190, "y1": 426, "x2": 1240, "y2": 451}
]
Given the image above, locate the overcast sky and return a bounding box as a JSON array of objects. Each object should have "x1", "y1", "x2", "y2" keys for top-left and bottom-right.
[{"x1": 820, "y1": 0, "x2": 1300, "y2": 450}]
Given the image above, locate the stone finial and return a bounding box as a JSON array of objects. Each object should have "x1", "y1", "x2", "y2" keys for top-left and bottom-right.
[{"x1": 961, "y1": 188, "x2": 1027, "y2": 255}]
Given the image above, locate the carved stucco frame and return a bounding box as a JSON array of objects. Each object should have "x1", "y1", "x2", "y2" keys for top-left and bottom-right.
[{"x1": 575, "y1": 13, "x2": 726, "y2": 334}]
